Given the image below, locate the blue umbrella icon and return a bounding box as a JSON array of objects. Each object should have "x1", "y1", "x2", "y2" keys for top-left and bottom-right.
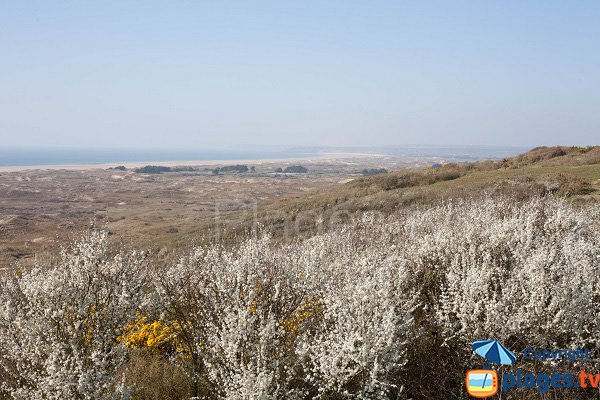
[{"x1": 472, "y1": 340, "x2": 516, "y2": 365}]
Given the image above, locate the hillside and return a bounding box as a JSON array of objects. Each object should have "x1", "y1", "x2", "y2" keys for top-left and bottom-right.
[
  {"x1": 1, "y1": 147, "x2": 598, "y2": 269},
  {"x1": 246, "y1": 146, "x2": 600, "y2": 238},
  {"x1": 3, "y1": 193, "x2": 599, "y2": 399},
  {"x1": 2, "y1": 146, "x2": 600, "y2": 399}
]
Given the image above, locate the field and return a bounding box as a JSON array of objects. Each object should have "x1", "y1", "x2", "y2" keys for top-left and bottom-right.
[
  {"x1": 1, "y1": 147, "x2": 600, "y2": 399},
  {"x1": 2, "y1": 147, "x2": 599, "y2": 271},
  {"x1": 249, "y1": 146, "x2": 600, "y2": 239},
  {"x1": 0, "y1": 154, "x2": 446, "y2": 271}
]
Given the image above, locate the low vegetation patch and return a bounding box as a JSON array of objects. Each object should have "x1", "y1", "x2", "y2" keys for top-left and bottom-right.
[
  {"x1": 361, "y1": 168, "x2": 388, "y2": 176},
  {"x1": 212, "y1": 165, "x2": 249, "y2": 174},
  {"x1": 1, "y1": 197, "x2": 599, "y2": 399},
  {"x1": 284, "y1": 165, "x2": 308, "y2": 173},
  {"x1": 135, "y1": 165, "x2": 172, "y2": 174}
]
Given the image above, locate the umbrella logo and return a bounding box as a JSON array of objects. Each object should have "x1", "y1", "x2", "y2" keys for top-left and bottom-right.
[
  {"x1": 466, "y1": 340, "x2": 516, "y2": 398},
  {"x1": 472, "y1": 339, "x2": 516, "y2": 365}
]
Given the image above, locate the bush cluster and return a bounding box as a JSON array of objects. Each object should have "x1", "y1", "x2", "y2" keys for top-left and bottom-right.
[{"x1": 1, "y1": 197, "x2": 599, "y2": 399}]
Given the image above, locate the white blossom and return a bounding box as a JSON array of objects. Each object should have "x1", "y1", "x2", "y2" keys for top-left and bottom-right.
[
  {"x1": 0, "y1": 231, "x2": 147, "y2": 399},
  {"x1": 1, "y1": 196, "x2": 598, "y2": 398}
]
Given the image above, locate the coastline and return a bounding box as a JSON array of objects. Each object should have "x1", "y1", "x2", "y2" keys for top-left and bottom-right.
[{"x1": 0, "y1": 152, "x2": 389, "y2": 173}]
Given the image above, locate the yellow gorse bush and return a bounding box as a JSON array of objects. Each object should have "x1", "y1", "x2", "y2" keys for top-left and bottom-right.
[
  {"x1": 82, "y1": 305, "x2": 96, "y2": 347},
  {"x1": 280, "y1": 296, "x2": 323, "y2": 346},
  {"x1": 247, "y1": 279, "x2": 323, "y2": 347},
  {"x1": 118, "y1": 314, "x2": 186, "y2": 353}
]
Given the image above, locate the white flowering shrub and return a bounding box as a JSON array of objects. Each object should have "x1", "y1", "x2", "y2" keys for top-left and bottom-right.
[
  {"x1": 0, "y1": 231, "x2": 147, "y2": 399},
  {"x1": 294, "y1": 220, "x2": 417, "y2": 399},
  {"x1": 154, "y1": 236, "x2": 314, "y2": 399},
  {"x1": 1, "y1": 196, "x2": 598, "y2": 399},
  {"x1": 154, "y1": 219, "x2": 419, "y2": 399},
  {"x1": 423, "y1": 197, "x2": 600, "y2": 349}
]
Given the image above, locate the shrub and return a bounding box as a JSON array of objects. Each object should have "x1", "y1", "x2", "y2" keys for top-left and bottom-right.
[
  {"x1": 0, "y1": 231, "x2": 148, "y2": 399},
  {"x1": 361, "y1": 168, "x2": 388, "y2": 176},
  {"x1": 212, "y1": 165, "x2": 249, "y2": 175},
  {"x1": 2, "y1": 197, "x2": 599, "y2": 399},
  {"x1": 428, "y1": 198, "x2": 600, "y2": 350},
  {"x1": 154, "y1": 236, "x2": 317, "y2": 398},
  {"x1": 283, "y1": 166, "x2": 308, "y2": 173},
  {"x1": 295, "y1": 220, "x2": 417, "y2": 398},
  {"x1": 134, "y1": 165, "x2": 172, "y2": 174}
]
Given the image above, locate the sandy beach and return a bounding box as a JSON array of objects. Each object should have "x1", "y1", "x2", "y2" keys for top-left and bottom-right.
[{"x1": 0, "y1": 152, "x2": 389, "y2": 173}]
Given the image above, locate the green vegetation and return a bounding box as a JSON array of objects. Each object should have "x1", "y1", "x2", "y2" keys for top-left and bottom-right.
[
  {"x1": 212, "y1": 164, "x2": 249, "y2": 174},
  {"x1": 243, "y1": 147, "x2": 600, "y2": 239},
  {"x1": 283, "y1": 165, "x2": 308, "y2": 173},
  {"x1": 134, "y1": 165, "x2": 172, "y2": 174},
  {"x1": 134, "y1": 165, "x2": 198, "y2": 174},
  {"x1": 361, "y1": 168, "x2": 388, "y2": 176}
]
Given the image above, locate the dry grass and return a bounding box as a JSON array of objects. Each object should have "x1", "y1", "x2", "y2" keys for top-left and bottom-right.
[
  {"x1": 0, "y1": 157, "x2": 429, "y2": 270},
  {"x1": 119, "y1": 354, "x2": 193, "y2": 400},
  {"x1": 1, "y1": 147, "x2": 599, "y2": 268},
  {"x1": 243, "y1": 147, "x2": 600, "y2": 239}
]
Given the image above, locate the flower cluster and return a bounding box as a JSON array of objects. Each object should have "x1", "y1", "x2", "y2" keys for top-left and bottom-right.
[
  {"x1": 118, "y1": 314, "x2": 187, "y2": 353},
  {"x1": 0, "y1": 196, "x2": 598, "y2": 399},
  {"x1": 0, "y1": 231, "x2": 148, "y2": 399}
]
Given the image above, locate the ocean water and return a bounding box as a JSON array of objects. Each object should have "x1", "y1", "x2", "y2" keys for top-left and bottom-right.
[
  {"x1": 0, "y1": 145, "x2": 528, "y2": 167},
  {"x1": 0, "y1": 148, "x2": 313, "y2": 167}
]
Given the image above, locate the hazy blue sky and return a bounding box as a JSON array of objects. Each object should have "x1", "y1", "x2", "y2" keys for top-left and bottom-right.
[{"x1": 1, "y1": 1, "x2": 598, "y2": 149}]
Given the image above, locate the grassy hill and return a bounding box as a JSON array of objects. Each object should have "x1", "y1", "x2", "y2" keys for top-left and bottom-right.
[{"x1": 242, "y1": 146, "x2": 600, "y2": 239}]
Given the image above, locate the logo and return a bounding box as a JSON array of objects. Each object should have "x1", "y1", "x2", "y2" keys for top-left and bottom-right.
[
  {"x1": 466, "y1": 369, "x2": 498, "y2": 398},
  {"x1": 467, "y1": 340, "x2": 597, "y2": 396},
  {"x1": 467, "y1": 340, "x2": 515, "y2": 398},
  {"x1": 472, "y1": 339, "x2": 516, "y2": 365}
]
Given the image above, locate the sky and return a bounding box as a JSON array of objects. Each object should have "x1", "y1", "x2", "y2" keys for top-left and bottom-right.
[{"x1": 0, "y1": 1, "x2": 599, "y2": 150}]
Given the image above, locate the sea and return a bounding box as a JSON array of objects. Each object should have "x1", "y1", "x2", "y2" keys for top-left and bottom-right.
[
  {"x1": 0, "y1": 148, "x2": 313, "y2": 167},
  {"x1": 0, "y1": 146, "x2": 528, "y2": 167}
]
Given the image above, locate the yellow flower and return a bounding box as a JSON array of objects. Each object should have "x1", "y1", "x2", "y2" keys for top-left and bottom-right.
[
  {"x1": 280, "y1": 296, "x2": 323, "y2": 346},
  {"x1": 118, "y1": 314, "x2": 188, "y2": 354}
]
